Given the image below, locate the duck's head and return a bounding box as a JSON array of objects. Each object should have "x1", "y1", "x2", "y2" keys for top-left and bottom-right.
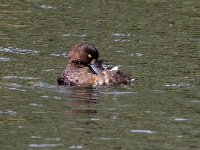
[{"x1": 68, "y1": 43, "x2": 99, "y2": 66}]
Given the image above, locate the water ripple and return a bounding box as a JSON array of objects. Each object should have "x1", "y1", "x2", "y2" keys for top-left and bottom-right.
[
  {"x1": 45, "y1": 137, "x2": 61, "y2": 141},
  {"x1": 45, "y1": 69, "x2": 55, "y2": 72},
  {"x1": 39, "y1": 5, "x2": 56, "y2": 9},
  {"x1": 9, "y1": 87, "x2": 26, "y2": 92},
  {"x1": 52, "y1": 96, "x2": 62, "y2": 100},
  {"x1": 174, "y1": 118, "x2": 190, "y2": 121},
  {"x1": 165, "y1": 83, "x2": 191, "y2": 88},
  {"x1": 29, "y1": 103, "x2": 43, "y2": 107},
  {"x1": 130, "y1": 53, "x2": 143, "y2": 57},
  {"x1": 29, "y1": 144, "x2": 63, "y2": 148},
  {"x1": 130, "y1": 130, "x2": 156, "y2": 134},
  {"x1": 40, "y1": 95, "x2": 62, "y2": 101},
  {"x1": 90, "y1": 118, "x2": 100, "y2": 121},
  {"x1": 8, "y1": 83, "x2": 22, "y2": 87},
  {"x1": 40, "y1": 95, "x2": 49, "y2": 99},
  {"x1": 113, "y1": 39, "x2": 131, "y2": 42},
  {"x1": 104, "y1": 91, "x2": 134, "y2": 95},
  {"x1": 51, "y1": 53, "x2": 66, "y2": 57},
  {"x1": 68, "y1": 145, "x2": 84, "y2": 149},
  {"x1": 0, "y1": 47, "x2": 39, "y2": 54},
  {"x1": 0, "y1": 57, "x2": 10, "y2": 62},
  {"x1": 98, "y1": 137, "x2": 113, "y2": 140},
  {"x1": 3, "y1": 76, "x2": 39, "y2": 80},
  {"x1": 0, "y1": 110, "x2": 17, "y2": 115},
  {"x1": 61, "y1": 33, "x2": 86, "y2": 37},
  {"x1": 33, "y1": 82, "x2": 56, "y2": 89},
  {"x1": 112, "y1": 33, "x2": 135, "y2": 37},
  {"x1": 31, "y1": 136, "x2": 41, "y2": 139},
  {"x1": 190, "y1": 100, "x2": 200, "y2": 104}
]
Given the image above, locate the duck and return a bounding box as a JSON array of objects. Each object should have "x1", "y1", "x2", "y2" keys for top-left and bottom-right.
[{"x1": 57, "y1": 43, "x2": 132, "y2": 86}]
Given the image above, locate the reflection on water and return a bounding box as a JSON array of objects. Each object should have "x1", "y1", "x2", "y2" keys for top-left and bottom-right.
[
  {"x1": 64, "y1": 86, "x2": 100, "y2": 127},
  {"x1": 66, "y1": 87, "x2": 99, "y2": 102}
]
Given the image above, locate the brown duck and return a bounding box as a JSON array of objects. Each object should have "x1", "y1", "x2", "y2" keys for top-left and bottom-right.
[{"x1": 57, "y1": 43, "x2": 132, "y2": 86}]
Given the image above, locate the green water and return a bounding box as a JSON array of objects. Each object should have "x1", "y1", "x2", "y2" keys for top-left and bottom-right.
[{"x1": 0, "y1": 0, "x2": 200, "y2": 149}]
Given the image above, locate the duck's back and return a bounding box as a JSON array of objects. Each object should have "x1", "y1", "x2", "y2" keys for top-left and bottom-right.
[{"x1": 57, "y1": 64, "x2": 97, "y2": 86}]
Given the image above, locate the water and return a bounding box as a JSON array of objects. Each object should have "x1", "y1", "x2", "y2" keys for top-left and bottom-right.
[{"x1": 0, "y1": 0, "x2": 200, "y2": 149}]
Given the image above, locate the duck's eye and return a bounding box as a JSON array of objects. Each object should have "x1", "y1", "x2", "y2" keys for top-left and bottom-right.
[{"x1": 87, "y1": 53, "x2": 92, "y2": 58}]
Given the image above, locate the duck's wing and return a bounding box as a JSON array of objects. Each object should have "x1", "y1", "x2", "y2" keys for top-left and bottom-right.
[{"x1": 90, "y1": 59, "x2": 106, "y2": 74}]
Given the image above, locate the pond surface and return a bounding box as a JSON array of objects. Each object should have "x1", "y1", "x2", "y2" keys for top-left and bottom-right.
[{"x1": 0, "y1": 0, "x2": 200, "y2": 149}]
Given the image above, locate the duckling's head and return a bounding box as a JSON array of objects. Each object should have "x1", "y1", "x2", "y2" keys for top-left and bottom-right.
[{"x1": 68, "y1": 43, "x2": 99, "y2": 65}]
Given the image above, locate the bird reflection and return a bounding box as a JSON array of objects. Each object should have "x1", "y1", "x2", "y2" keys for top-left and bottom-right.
[{"x1": 64, "y1": 86, "x2": 100, "y2": 126}]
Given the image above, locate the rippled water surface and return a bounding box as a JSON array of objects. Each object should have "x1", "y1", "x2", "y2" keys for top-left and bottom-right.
[{"x1": 0, "y1": 0, "x2": 200, "y2": 149}]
